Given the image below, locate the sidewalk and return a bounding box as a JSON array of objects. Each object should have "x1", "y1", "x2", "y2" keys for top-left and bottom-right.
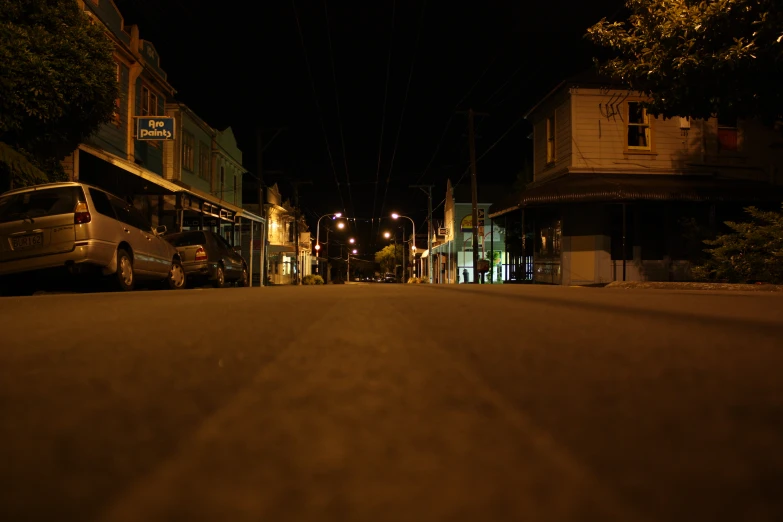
[{"x1": 605, "y1": 281, "x2": 783, "y2": 292}]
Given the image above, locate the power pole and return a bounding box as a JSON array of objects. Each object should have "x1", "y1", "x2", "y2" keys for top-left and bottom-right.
[
  {"x1": 457, "y1": 109, "x2": 488, "y2": 283},
  {"x1": 256, "y1": 127, "x2": 286, "y2": 286},
  {"x1": 290, "y1": 179, "x2": 313, "y2": 285},
  {"x1": 410, "y1": 184, "x2": 434, "y2": 283},
  {"x1": 256, "y1": 128, "x2": 266, "y2": 286}
]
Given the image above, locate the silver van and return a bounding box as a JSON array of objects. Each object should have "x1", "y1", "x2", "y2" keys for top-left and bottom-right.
[{"x1": 0, "y1": 182, "x2": 185, "y2": 292}]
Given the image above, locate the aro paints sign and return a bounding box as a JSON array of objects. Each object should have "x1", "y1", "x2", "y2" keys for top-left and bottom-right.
[{"x1": 136, "y1": 117, "x2": 174, "y2": 140}]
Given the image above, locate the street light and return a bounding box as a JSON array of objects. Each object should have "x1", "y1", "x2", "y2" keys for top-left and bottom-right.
[
  {"x1": 347, "y1": 248, "x2": 358, "y2": 282},
  {"x1": 391, "y1": 213, "x2": 416, "y2": 278},
  {"x1": 349, "y1": 237, "x2": 355, "y2": 244},
  {"x1": 315, "y1": 212, "x2": 343, "y2": 274}
]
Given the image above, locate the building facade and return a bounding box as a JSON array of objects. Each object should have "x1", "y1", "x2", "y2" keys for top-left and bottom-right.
[
  {"x1": 430, "y1": 180, "x2": 508, "y2": 284},
  {"x1": 62, "y1": 0, "x2": 264, "y2": 282},
  {"x1": 489, "y1": 71, "x2": 783, "y2": 285}
]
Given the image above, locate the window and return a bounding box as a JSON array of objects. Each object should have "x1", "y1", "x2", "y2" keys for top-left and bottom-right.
[
  {"x1": 717, "y1": 115, "x2": 738, "y2": 151},
  {"x1": 233, "y1": 175, "x2": 238, "y2": 205},
  {"x1": 88, "y1": 188, "x2": 116, "y2": 218},
  {"x1": 169, "y1": 231, "x2": 207, "y2": 247},
  {"x1": 0, "y1": 187, "x2": 85, "y2": 223},
  {"x1": 627, "y1": 102, "x2": 651, "y2": 150},
  {"x1": 109, "y1": 197, "x2": 150, "y2": 232},
  {"x1": 219, "y1": 166, "x2": 225, "y2": 197},
  {"x1": 140, "y1": 85, "x2": 158, "y2": 116},
  {"x1": 199, "y1": 142, "x2": 210, "y2": 180},
  {"x1": 182, "y1": 131, "x2": 194, "y2": 171},
  {"x1": 112, "y1": 62, "x2": 121, "y2": 126},
  {"x1": 545, "y1": 116, "x2": 555, "y2": 164}
]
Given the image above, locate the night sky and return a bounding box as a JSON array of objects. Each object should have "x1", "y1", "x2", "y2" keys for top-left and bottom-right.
[{"x1": 114, "y1": 0, "x2": 625, "y2": 250}]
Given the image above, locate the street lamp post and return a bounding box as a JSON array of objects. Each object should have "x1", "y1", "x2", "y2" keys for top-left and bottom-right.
[
  {"x1": 315, "y1": 212, "x2": 341, "y2": 274},
  {"x1": 347, "y1": 248, "x2": 357, "y2": 281},
  {"x1": 392, "y1": 213, "x2": 416, "y2": 278}
]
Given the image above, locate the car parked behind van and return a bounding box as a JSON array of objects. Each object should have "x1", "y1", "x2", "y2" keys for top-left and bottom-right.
[
  {"x1": 164, "y1": 229, "x2": 249, "y2": 288},
  {"x1": 0, "y1": 182, "x2": 185, "y2": 294}
]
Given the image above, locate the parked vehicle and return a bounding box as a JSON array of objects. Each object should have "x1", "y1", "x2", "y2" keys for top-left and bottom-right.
[
  {"x1": 163, "y1": 229, "x2": 249, "y2": 288},
  {"x1": 0, "y1": 182, "x2": 185, "y2": 293}
]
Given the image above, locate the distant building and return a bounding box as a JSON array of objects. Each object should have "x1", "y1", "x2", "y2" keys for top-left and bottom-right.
[
  {"x1": 429, "y1": 180, "x2": 509, "y2": 284},
  {"x1": 489, "y1": 70, "x2": 783, "y2": 285}
]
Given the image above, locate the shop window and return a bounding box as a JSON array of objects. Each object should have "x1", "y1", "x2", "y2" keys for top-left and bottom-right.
[{"x1": 536, "y1": 219, "x2": 561, "y2": 259}]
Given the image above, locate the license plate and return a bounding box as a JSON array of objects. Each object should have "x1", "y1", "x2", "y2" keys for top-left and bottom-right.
[{"x1": 11, "y1": 233, "x2": 43, "y2": 250}]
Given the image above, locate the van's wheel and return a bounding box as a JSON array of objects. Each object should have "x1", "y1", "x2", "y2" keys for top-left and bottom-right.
[
  {"x1": 167, "y1": 259, "x2": 186, "y2": 290},
  {"x1": 115, "y1": 249, "x2": 134, "y2": 291},
  {"x1": 213, "y1": 265, "x2": 226, "y2": 288}
]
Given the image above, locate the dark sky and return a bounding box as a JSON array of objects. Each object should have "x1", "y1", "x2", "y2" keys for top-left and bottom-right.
[{"x1": 114, "y1": 0, "x2": 625, "y2": 249}]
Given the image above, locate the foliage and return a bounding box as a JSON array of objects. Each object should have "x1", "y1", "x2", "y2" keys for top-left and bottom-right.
[
  {"x1": 691, "y1": 205, "x2": 783, "y2": 283},
  {"x1": 586, "y1": 0, "x2": 783, "y2": 122},
  {"x1": 302, "y1": 274, "x2": 324, "y2": 285},
  {"x1": 374, "y1": 244, "x2": 402, "y2": 273},
  {"x1": 0, "y1": 0, "x2": 119, "y2": 186}
]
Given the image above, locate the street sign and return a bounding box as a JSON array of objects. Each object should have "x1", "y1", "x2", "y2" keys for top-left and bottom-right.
[
  {"x1": 438, "y1": 227, "x2": 449, "y2": 236},
  {"x1": 136, "y1": 116, "x2": 174, "y2": 140}
]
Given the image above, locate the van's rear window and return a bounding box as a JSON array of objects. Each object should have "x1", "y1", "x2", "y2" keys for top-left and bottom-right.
[{"x1": 0, "y1": 186, "x2": 85, "y2": 224}]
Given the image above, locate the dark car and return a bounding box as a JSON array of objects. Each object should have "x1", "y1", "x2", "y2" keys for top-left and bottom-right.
[{"x1": 164, "y1": 230, "x2": 248, "y2": 288}]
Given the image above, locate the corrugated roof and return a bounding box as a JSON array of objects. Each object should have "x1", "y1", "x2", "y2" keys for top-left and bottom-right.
[{"x1": 488, "y1": 175, "x2": 783, "y2": 217}]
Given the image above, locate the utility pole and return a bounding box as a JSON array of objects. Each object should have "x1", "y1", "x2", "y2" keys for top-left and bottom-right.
[
  {"x1": 401, "y1": 225, "x2": 407, "y2": 283},
  {"x1": 457, "y1": 109, "x2": 488, "y2": 283},
  {"x1": 289, "y1": 179, "x2": 313, "y2": 285},
  {"x1": 256, "y1": 128, "x2": 265, "y2": 286},
  {"x1": 410, "y1": 184, "x2": 434, "y2": 283}
]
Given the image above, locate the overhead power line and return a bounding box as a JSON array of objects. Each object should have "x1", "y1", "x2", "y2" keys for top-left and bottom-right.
[{"x1": 291, "y1": 0, "x2": 347, "y2": 215}]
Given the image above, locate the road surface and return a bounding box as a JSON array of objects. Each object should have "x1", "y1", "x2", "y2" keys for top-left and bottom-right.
[{"x1": 0, "y1": 284, "x2": 781, "y2": 522}]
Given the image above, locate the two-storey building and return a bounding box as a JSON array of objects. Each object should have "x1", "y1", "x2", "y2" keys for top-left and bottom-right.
[
  {"x1": 254, "y1": 183, "x2": 311, "y2": 285},
  {"x1": 62, "y1": 0, "x2": 264, "y2": 282},
  {"x1": 489, "y1": 70, "x2": 783, "y2": 285},
  {"x1": 429, "y1": 180, "x2": 507, "y2": 284}
]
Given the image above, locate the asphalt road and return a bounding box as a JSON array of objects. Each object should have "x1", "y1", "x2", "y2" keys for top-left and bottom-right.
[{"x1": 1, "y1": 284, "x2": 781, "y2": 522}]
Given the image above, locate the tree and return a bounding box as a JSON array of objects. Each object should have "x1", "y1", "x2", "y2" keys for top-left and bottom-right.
[
  {"x1": 691, "y1": 205, "x2": 783, "y2": 283},
  {"x1": 586, "y1": 0, "x2": 783, "y2": 122},
  {"x1": 0, "y1": 0, "x2": 118, "y2": 187},
  {"x1": 374, "y1": 244, "x2": 402, "y2": 274}
]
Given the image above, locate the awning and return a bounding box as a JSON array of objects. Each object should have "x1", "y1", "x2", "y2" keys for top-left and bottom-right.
[
  {"x1": 236, "y1": 209, "x2": 264, "y2": 223},
  {"x1": 489, "y1": 174, "x2": 783, "y2": 218},
  {"x1": 78, "y1": 143, "x2": 183, "y2": 194},
  {"x1": 267, "y1": 244, "x2": 295, "y2": 253}
]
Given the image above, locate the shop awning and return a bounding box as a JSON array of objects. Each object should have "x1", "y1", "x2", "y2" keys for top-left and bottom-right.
[
  {"x1": 236, "y1": 209, "x2": 264, "y2": 223},
  {"x1": 489, "y1": 174, "x2": 783, "y2": 218},
  {"x1": 267, "y1": 244, "x2": 295, "y2": 253},
  {"x1": 78, "y1": 143, "x2": 183, "y2": 194}
]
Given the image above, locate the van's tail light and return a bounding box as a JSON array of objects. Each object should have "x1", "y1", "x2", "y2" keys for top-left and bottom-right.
[
  {"x1": 74, "y1": 202, "x2": 91, "y2": 224},
  {"x1": 194, "y1": 247, "x2": 207, "y2": 261}
]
